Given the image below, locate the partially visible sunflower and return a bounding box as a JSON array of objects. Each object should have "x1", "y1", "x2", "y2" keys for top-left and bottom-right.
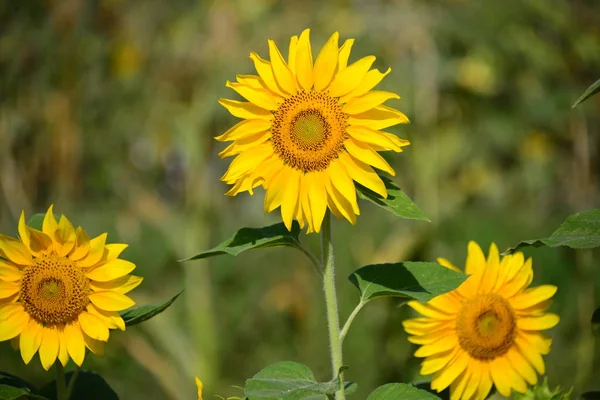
[
  {"x1": 0, "y1": 206, "x2": 142, "y2": 369},
  {"x1": 403, "y1": 241, "x2": 559, "y2": 400},
  {"x1": 195, "y1": 377, "x2": 203, "y2": 400},
  {"x1": 217, "y1": 29, "x2": 410, "y2": 233}
]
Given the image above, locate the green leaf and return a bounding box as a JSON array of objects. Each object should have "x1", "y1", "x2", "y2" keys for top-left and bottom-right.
[
  {"x1": 572, "y1": 78, "x2": 600, "y2": 108},
  {"x1": 183, "y1": 222, "x2": 301, "y2": 261},
  {"x1": 0, "y1": 385, "x2": 47, "y2": 400},
  {"x1": 244, "y1": 361, "x2": 354, "y2": 400},
  {"x1": 348, "y1": 262, "x2": 468, "y2": 303},
  {"x1": 0, "y1": 373, "x2": 37, "y2": 394},
  {"x1": 120, "y1": 291, "x2": 182, "y2": 327},
  {"x1": 356, "y1": 176, "x2": 429, "y2": 222},
  {"x1": 39, "y1": 371, "x2": 118, "y2": 400},
  {"x1": 503, "y1": 209, "x2": 600, "y2": 254},
  {"x1": 27, "y1": 214, "x2": 45, "y2": 231},
  {"x1": 367, "y1": 384, "x2": 440, "y2": 400}
]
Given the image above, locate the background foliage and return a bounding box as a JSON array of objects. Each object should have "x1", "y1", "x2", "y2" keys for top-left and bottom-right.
[{"x1": 1, "y1": 0, "x2": 599, "y2": 399}]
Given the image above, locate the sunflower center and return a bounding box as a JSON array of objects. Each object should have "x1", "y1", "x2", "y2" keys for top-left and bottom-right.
[
  {"x1": 456, "y1": 294, "x2": 516, "y2": 360},
  {"x1": 271, "y1": 90, "x2": 348, "y2": 172},
  {"x1": 21, "y1": 254, "x2": 90, "y2": 326}
]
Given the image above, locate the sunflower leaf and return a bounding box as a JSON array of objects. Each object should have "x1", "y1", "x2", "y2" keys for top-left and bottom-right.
[
  {"x1": 39, "y1": 371, "x2": 117, "y2": 400},
  {"x1": 572, "y1": 78, "x2": 600, "y2": 108},
  {"x1": 120, "y1": 291, "x2": 182, "y2": 327},
  {"x1": 244, "y1": 361, "x2": 355, "y2": 399},
  {"x1": 356, "y1": 176, "x2": 429, "y2": 222},
  {"x1": 0, "y1": 384, "x2": 48, "y2": 400},
  {"x1": 503, "y1": 208, "x2": 600, "y2": 254},
  {"x1": 26, "y1": 214, "x2": 46, "y2": 231},
  {"x1": 348, "y1": 262, "x2": 467, "y2": 303},
  {"x1": 367, "y1": 383, "x2": 440, "y2": 400},
  {"x1": 182, "y1": 221, "x2": 301, "y2": 261}
]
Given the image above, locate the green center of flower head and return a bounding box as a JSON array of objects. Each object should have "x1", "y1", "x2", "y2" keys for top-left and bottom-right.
[
  {"x1": 477, "y1": 311, "x2": 500, "y2": 336},
  {"x1": 290, "y1": 110, "x2": 329, "y2": 150},
  {"x1": 40, "y1": 279, "x2": 64, "y2": 299}
]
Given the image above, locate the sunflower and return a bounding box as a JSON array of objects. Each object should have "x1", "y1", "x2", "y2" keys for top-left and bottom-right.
[
  {"x1": 403, "y1": 241, "x2": 559, "y2": 400},
  {"x1": 0, "y1": 206, "x2": 142, "y2": 369},
  {"x1": 217, "y1": 29, "x2": 410, "y2": 233},
  {"x1": 195, "y1": 377, "x2": 203, "y2": 400}
]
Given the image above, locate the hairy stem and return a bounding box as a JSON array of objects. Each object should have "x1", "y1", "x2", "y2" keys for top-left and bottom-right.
[
  {"x1": 321, "y1": 211, "x2": 346, "y2": 400},
  {"x1": 339, "y1": 300, "x2": 367, "y2": 346},
  {"x1": 55, "y1": 362, "x2": 67, "y2": 400}
]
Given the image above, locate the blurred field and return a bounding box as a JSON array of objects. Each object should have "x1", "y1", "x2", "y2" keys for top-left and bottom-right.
[{"x1": 1, "y1": 0, "x2": 599, "y2": 399}]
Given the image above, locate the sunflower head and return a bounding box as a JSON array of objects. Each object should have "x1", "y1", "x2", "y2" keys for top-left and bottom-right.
[
  {"x1": 0, "y1": 205, "x2": 142, "y2": 370},
  {"x1": 217, "y1": 29, "x2": 410, "y2": 233},
  {"x1": 403, "y1": 241, "x2": 559, "y2": 400}
]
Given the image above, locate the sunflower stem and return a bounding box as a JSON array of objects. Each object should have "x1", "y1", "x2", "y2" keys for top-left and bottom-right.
[
  {"x1": 65, "y1": 366, "x2": 80, "y2": 400},
  {"x1": 55, "y1": 362, "x2": 67, "y2": 400},
  {"x1": 321, "y1": 211, "x2": 346, "y2": 400},
  {"x1": 339, "y1": 300, "x2": 367, "y2": 346}
]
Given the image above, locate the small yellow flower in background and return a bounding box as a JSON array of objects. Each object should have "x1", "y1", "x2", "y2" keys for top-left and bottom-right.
[
  {"x1": 0, "y1": 206, "x2": 142, "y2": 370},
  {"x1": 403, "y1": 241, "x2": 559, "y2": 400},
  {"x1": 218, "y1": 29, "x2": 410, "y2": 233},
  {"x1": 195, "y1": 376, "x2": 203, "y2": 400}
]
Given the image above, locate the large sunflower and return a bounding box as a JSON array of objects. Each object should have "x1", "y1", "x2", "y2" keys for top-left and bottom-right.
[
  {"x1": 0, "y1": 206, "x2": 142, "y2": 369},
  {"x1": 218, "y1": 29, "x2": 410, "y2": 233},
  {"x1": 403, "y1": 241, "x2": 559, "y2": 400}
]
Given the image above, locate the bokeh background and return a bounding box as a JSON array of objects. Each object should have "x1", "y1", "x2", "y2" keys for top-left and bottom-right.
[{"x1": 1, "y1": 0, "x2": 599, "y2": 398}]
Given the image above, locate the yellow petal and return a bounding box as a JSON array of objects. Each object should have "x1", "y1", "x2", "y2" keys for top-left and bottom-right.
[
  {"x1": 0, "y1": 261, "x2": 22, "y2": 281},
  {"x1": 280, "y1": 168, "x2": 300, "y2": 231},
  {"x1": 215, "y1": 119, "x2": 272, "y2": 143},
  {"x1": 341, "y1": 67, "x2": 391, "y2": 102},
  {"x1": 431, "y1": 351, "x2": 469, "y2": 392},
  {"x1": 515, "y1": 335, "x2": 545, "y2": 374},
  {"x1": 329, "y1": 56, "x2": 376, "y2": 98},
  {"x1": 295, "y1": 29, "x2": 313, "y2": 91},
  {"x1": 436, "y1": 257, "x2": 461, "y2": 272},
  {"x1": 268, "y1": 39, "x2": 297, "y2": 94},
  {"x1": 89, "y1": 291, "x2": 136, "y2": 312},
  {"x1": 338, "y1": 152, "x2": 387, "y2": 199},
  {"x1": 18, "y1": 212, "x2": 53, "y2": 256},
  {"x1": 226, "y1": 81, "x2": 279, "y2": 111},
  {"x1": 42, "y1": 205, "x2": 58, "y2": 238},
  {"x1": 90, "y1": 275, "x2": 143, "y2": 295},
  {"x1": 78, "y1": 312, "x2": 109, "y2": 341},
  {"x1": 0, "y1": 234, "x2": 33, "y2": 266},
  {"x1": 325, "y1": 174, "x2": 356, "y2": 225},
  {"x1": 506, "y1": 346, "x2": 537, "y2": 385},
  {"x1": 346, "y1": 125, "x2": 404, "y2": 152},
  {"x1": 517, "y1": 313, "x2": 560, "y2": 331},
  {"x1": 510, "y1": 285, "x2": 557, "y2": 309},
  {"x1": 304, "y1": 172, "x2": 327, "y2": 233},
  {"x1": 489, "y1": 357, "x2": 524, "y2": 397},
  {"x1": 218, "y1": 99, "x2": 273, "y2": 120},
  {"x1": 0, "y1": 281, "x2": 20, "y2": 299},
  {"x1": 420, "y1": 349, "x2": 455, "y2": 375},
  {"x1": 236, "y1": 74, "x2": 268, "y2": 90},
  {"x1": 461, "y1": 360, "x2": 482, "y2": 400},
  {"x1": 20, "y1": 319, "x2": 43, "y2": 364},
  {"x1": 39, "y1": 327, "x2": 59, "y2": 370},
  {"x1": 69, "y1": 227, "x2": 91, "y2": 261},
  {"x1": 408, "y1": 301, "x2": 454, "y2": 320},
  {"x1": 195, "y1": 377, "x2": 204, "y2": 400},
  {"x1": 414, "y1": 335, "x2": 457, "y2": 357},
  {"x1": 221, "y1": 143, "x2": 273, "y2": 182},
  {"x1": 86, "y1": 259, "x2": 136, "y2": 282},
  {"x1": 328, "y1": 160, "x2": 358, "y2": 214},
  {"x1": 54, "y1": 215, "x2": 77, "y2": 257},
  {"x1": 0, "y1": 304, "x2": 28, "y2": 340},
  {"x1": 264, "y1": 169, "x2": 286, "y2": 213},
  {"x1": 288, "y1": 35, "x2": 298, "y2": 75},
  {"x1": 465, "y1": 241, "x2": 486, "y2": 275},
  {"x1": 450, "y1": 367, "x2": 471, "y2": 400},
  {"x1": 343, "y1": 91, "x2": 400, "y2": 115},
  {"x1": 64, "y1": 322, "x2": 86, "y2": 366},
  {"x1": 87, "y1": 304, "x2": 120, "y2": 330},
  {"x1": 348, "y1": 105, "x2": 409, "y2": 130},
  {"x1": 76, "y1": 233, "x2": 107, "y2": 268},
  {"x1": 58, "y1": 331, "x2": 70, "y2": 367},
  {"x1": 344, "y1": 140, "x2": 395, "y2": 176},
  {"x1": 313, "y1": 32, "x2": 339, "y2": 91},
  {"x1": 82, "y1": 331, "x2": 105, "y2": 356},
  {"x1": 218, "y1": 131, "x2": 271, "y2": 158},
  {"x1": 249, "y1": 52, "x2": 286, "y2": 97},
  {"x1": 337, "y1": 38, "x2": 355, "y2": 70},
  {"x1": 477, "y1": 365, "x2": 493, "y2": 400}
]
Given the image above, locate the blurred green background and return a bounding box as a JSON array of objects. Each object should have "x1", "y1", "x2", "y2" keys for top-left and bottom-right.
[{"x1": 1, "y1": 0, "x2": 599, "y2": 398}]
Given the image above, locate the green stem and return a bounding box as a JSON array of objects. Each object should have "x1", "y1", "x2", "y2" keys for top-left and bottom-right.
[
  {"x1": 339, "y1": 300, "x2": 367, "y2": 346},
  {"x1": 65, "y1": 367, "x2": 80, "y2": 400},
  {"x1": 296, "y1": 242, "x2": 324, "y2": 277},
  {"x1": 321, "y1": 211, "x2": 346, "y2": 400},
  {"x1": 55, "y1": 362, "x2": 67, "y2": 400}
]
